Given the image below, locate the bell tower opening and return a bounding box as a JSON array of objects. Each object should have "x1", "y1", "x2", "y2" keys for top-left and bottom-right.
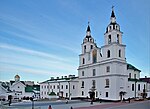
[{"x1": 108, "y1": 35, "x2": 111, "y2": 44}]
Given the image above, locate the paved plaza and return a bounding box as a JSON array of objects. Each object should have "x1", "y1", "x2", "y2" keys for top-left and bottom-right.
[{"x1": 1, "y1": 100, "x2": 150, "y2": 109}]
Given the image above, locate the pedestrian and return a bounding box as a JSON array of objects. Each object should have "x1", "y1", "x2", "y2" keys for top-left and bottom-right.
[
  {"x1": 128, "y1": 97, "x2": 130, "y2": 103},
  {"x1": 48, "y1": 105, "x2": 52, "y2": 109},
  {"x1": 70, "y1": 106, "x2": 73, "y2": 109},
  {"x1": 66, "y1": 99, "x2": 68, "y2": 104},
  {"x1": 123, "y1": 98, "x2": 125, "y2": 102},
  {"x1": 99, "y1": 98, "x2": 102, "y2": 103}
]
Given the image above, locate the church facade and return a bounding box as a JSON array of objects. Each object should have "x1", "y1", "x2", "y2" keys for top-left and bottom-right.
[{"x1": 40, "y1": 8, "x2": 150, "y2": 101}]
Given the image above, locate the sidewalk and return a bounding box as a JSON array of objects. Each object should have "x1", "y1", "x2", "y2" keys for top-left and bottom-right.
[
  {"x1": 2, "y1": 99, "x2": 149, "y2": 109},
  {"x1": 74, "y1": 99, "x2": 149, "y2": 109}
]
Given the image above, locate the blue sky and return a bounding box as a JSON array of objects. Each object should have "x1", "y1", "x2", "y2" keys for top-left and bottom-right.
[{"x1": 0, "y1": 0, "x2": 149, "y2": 82}]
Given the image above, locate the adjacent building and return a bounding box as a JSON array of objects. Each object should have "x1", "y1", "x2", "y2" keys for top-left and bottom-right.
[{"x1": 0, "y1": 75, "x2": 40, "y2": 100}]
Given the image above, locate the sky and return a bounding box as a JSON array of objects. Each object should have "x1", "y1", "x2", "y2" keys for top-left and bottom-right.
[{"x1": 0, "y1": 0, "x2": 150, "y2": 83}]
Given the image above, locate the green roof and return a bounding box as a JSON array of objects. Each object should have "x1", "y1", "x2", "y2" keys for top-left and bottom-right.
[
  {"x1": 128, "y1": 78, "x2": 145, "y2": 82},
  {"x1": 49, "y1": 92, "x2": 56, "y2": 96},
  {"x1": 25, "y1": 85, "x2": 40, "y2": 92},
  {"x1": 127, "y1": 64, "x2": 141, "y2": 72}
]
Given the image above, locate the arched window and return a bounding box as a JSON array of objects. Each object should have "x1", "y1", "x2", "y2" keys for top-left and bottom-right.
[
  {"x1": 113, "y1": 24, "x2": 115, "y2": 29},
  {"x1": 108, "y1": 35, "x2": 111, "y2": 44},
  {"x1": 107, "y1": 50, "x2": 110, "y2": 58},
  {"x1": 92, "y1": 49, "x2": 97, "y2": 63},
  {"x1": 109, "y1": 26, "x2": 111, "y2": 30},
  {"x1": 82, "y1": 58, "x2": 85, "y2": 64},
  {"x1": 84, "y1": 45, "x2": 86, "y2": 53},
  {"x1": 117, "y1": 34, "x2": 119, "y2": 43},
  {"x1": 119, "y1": 50, "x2": 121, "y2": 57}
]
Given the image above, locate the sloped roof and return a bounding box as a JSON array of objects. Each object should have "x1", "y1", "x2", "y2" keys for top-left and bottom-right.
[
  {"x1": 140, "y1": 78, "x2": 150, "y2": 83},
  {"x1": 25, "y1": 85, "x2": 40, "y2": 92},
  {"x1": 10, "y1": 81, "x2": 25, "y2": 85},
  {"x1": 127, "y1": 64, "x2": 141, "y2": 72}
]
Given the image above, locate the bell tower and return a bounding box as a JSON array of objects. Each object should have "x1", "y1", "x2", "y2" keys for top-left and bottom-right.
[
  {"x1": 105, "y1": 6, "x2": 122, "y2": 45},
  {"x1": 102, "y1": 7, "x2": 126, "y2": 61},
  {"x1": 79, "y1": 22, "x2": 97, "y2": 66}
]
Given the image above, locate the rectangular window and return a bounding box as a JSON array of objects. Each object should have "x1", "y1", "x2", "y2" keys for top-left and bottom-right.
[
  {"x1": 134, "y1": 74, "x2": 136, "y2": 79},
  {"x1": 66, "y1": 85, "x2": 68, "y2": 89},
  {"x1": 129, "y1": 73, "x2": 131, "y2": 78},
  {"x1": 93, "y1": 69, "x2": 96, "y2": 76},
  {"x1": 53, "y1": 85, "x2": 55, "y2": 89},
  {"x1": 132, "y1": 84, "x2": 134, "y2": 91},
  {"x1": 73, "y1": 85, "x2": 75, "y2": 89},
  {"x1": 66, "y1": 93, "x2": 68, "y2": 97},
  {"x1": 138, "y1": 84, "x2": 140, "y2": 91},
  {"x1": 106, "y1": 92, "x2": 108, "y2": 97},
  {"x1": 105, "y1": 79, "x2": 109, "y2": 88},
  {"x1": 92, "y1": 80, "x2": 96, "y2": 88},
  {"x1": 61, "y1": 85, "x2": 63, "y2": 89},
  {"x1": 57, "y1": 92, "x2": 59, "y2": 96},
  {"x1": 96, "y1": 91, "x2": 98, "y2": 97},
  {"x1": 106, "y1": 66, "x2": 110, "y2": 72},
  {"x1": 82, "y1": 91, "x2": 84, "y2": 96},
  {"x1": 81, "y1": 81, "x2": 84, "y2": 88},
  {"x1": 57, "y1": 85, "x2": 59, "y2": 89},
  {"x1": 82, "y1": 71, "x2": 84, "y2": 76}
]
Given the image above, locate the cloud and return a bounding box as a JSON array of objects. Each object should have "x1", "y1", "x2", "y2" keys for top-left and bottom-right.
[
  {"x1": 0, "y1": 43, "x2": 72, "y2": 62},
  {"x1": 0, "y1": 43, "x2": 78, "y2": 76}
]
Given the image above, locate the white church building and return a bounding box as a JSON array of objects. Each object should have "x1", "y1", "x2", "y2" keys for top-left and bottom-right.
[{"x1": 40, "y1": 8, "x2": 150, "y2": 101}]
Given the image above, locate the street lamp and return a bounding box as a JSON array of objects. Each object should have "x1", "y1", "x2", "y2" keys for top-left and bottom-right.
[
  {"x1": 68, "y1": 81, "x2": 71, "y2": 100},
  {"x1": 134, "y1": 78, "x2": 137, "y2": 98},
  {"x1": 58, "y1": 82, "x2": 60, "y2": 99},
  {"x1": 30, "y1": 97, "x2": 34, "y2": 109}
]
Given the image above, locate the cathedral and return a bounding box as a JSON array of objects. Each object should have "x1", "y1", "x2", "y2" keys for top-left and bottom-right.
[{"x1": 39, "y1": 8, "x2": 150, "y2": 101}]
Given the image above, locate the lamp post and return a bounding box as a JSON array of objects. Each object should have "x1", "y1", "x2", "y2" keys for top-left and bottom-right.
[
  {"x1": 30, "y1": 97, "x2": 34, "y2": 109},
  {"x1": 68, "y1": 81, "x2": 71, "y2": 100},
  {"x1": 58, "y1": 82, "x2": 60, "y2": 99},
  {"x1": 134, "y1": 78, "x2": 137, "y2": 98}
]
